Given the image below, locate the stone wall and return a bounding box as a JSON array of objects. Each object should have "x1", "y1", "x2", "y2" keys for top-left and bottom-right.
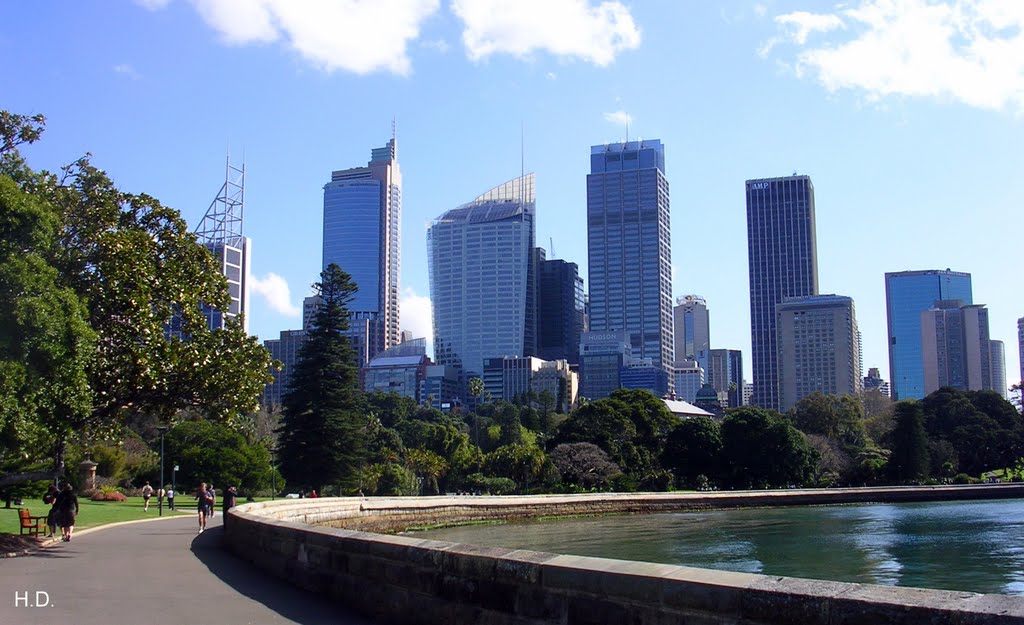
[{"x1": 225, "y1": 486, "x2": 1024, "y2": 624}]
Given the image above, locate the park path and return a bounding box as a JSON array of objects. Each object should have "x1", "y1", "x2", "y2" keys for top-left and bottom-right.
[{"x1": 0, "y1": 511, "x2": 375, "y2": 625}]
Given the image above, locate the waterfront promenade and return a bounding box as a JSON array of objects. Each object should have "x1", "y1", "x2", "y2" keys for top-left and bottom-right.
[{"x1": 0, "y1": 514, "x2": 373, "y2": 625}]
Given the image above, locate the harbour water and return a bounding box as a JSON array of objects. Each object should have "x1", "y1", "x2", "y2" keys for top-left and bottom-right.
[{"x1": 418, "y1": 498, "x2": 1024, "y2": 595}]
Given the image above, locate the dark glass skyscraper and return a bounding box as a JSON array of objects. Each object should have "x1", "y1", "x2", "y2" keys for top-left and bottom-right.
[
  {"x1": 746, "y1": 175, "x2": 818, "y2": 412},
  {"x1": 322, "y1": 138, "x2": 401, "y2": 364},
  {"x1": 587, "y1": 140, "x2": 673, "y2": 387},
  {"x1": 537, "y1": 250, "x2": 585, "y2": 365},
  {"x1": 884, "y1": 269, "x2": 972, "y2": 400}
]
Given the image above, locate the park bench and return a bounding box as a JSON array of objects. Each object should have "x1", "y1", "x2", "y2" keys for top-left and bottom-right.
[{"x1": 18, "y1": 508, "x2": 48, "y2": 536}]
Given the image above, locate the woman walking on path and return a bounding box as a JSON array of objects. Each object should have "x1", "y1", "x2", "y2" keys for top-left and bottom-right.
[
  {"x1": 54, "y1": 483, "x2": 79, "y2": 542},
  {"x1": 195, "y1": 482, "x2": 213, "y2": 534}
]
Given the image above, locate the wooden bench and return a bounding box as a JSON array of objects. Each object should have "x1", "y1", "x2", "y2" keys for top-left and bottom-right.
[{"x1": 18, "y1": 508, "x2": 48, "y2": 536}]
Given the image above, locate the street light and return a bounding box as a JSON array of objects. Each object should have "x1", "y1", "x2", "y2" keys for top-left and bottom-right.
[
  {"x1": 172, "y1": 464, "x2": 178, "y2": 510},
  {"x1": 157, "y1": 426, "x2": 168, "y2": 517}
]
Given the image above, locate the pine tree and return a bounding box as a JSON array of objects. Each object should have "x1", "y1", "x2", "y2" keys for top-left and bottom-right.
[
  {"x1": 888, "y1": 400, "x2": 929, "y2": 483},
  {"x1": 276, "y1": 264, "x2": 366, "y2": 494}
]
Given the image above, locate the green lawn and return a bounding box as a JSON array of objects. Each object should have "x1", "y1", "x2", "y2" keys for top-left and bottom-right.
[{"x1": 0, "y1": 497, "x2": 191, "y2": 535}]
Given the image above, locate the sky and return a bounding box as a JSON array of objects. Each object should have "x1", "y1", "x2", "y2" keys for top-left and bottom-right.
[{"x1": 3, "y1": 0, "x2": 1023, "y2": 392}]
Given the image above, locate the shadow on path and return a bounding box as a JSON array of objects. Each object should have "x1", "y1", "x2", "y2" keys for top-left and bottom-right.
[{"x1": 189, "y1": 527, "x2": 375, "y2": 625}]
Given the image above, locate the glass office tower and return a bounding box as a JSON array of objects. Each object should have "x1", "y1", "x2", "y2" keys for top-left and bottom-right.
[
  {"x1": 884, "y1": 269, "x2": 972, "y2": 400},
  {"x1": 587, "y1": 140, "x2": 674, "y2": 389},
  {"x1": 427, "y1": 174, "x2": 536, "y2": 386},
  {"x1": 537, "y1": 249, "x2": 586, "y2": 365},
  {"x1": 673, "y1": 295, "x2": 710, "y2": 371},
  {"x1": 322, "y1": 138, "x2": 401, "y2": 364},
  {"x1": 746, "y1": 175, "x2": 818, "y2": 411}
]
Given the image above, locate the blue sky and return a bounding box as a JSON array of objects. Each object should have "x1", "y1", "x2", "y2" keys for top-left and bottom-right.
[{"x1": 3, "y1": 0, "x2": 1023, "y2": 391}]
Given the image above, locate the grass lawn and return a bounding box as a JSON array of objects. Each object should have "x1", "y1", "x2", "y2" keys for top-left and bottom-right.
[{"x1": 0, "y1": 497, "x2": 190, "y2": 535}]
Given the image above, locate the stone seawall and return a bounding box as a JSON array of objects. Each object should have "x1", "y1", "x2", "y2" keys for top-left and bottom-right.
[{"x1": 225, "y1": 485, "x2": 1024, "y2": 624}]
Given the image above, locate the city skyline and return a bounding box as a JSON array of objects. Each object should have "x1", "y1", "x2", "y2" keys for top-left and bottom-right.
[{"x1": 5, "y1": 1, "x2": 1023, "y2": 395}]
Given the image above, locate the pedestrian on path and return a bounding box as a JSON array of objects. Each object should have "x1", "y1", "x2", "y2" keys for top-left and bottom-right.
[
  {"x1": 195, "y1": 482, "x2": 213, "y2": 533},
  {"x1": 208, "y1": 484, "x2": 216, "y2": 518},
  {"x1": 142, "y1": 481, "x2": 154, "y2": 511},
  {"x1": 54, "y1": 483, "x2": 79, "y2": 542},
  {"x1": 167, "y1": 486, "x2": 175, "y2": 510},
  {"x1": 43, "y1": 484, "x2": 59, "y2": 537}
]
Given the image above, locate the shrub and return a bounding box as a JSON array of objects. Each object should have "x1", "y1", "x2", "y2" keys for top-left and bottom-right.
[
  {"x1": 90, "y1": 489, "x2": 127, "y2": 502},
  {"x1": 952, "y1": 473, "x2": 973, "y2": 485}
]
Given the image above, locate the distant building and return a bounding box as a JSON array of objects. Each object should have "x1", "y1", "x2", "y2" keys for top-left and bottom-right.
[
  {"x1": 885, "y1": 269, "x2": 972, "y2": 400},
  {"x1": 537, "y1": 250, "x2": 586, "y2": 365},
  {"x1": 921, "y1": 300, "x2": 991, "y2": 395},
  {"x1": 708, "y1": 349, "x2": 743, "y2": 408},
  {"x1": 743, "y1": 381, "x2": 754, "y2": 406},
  {"x1": 322, "y1": 137, "x2": 401, "y2": 364},
  {"x1": 587, "y1": 140, "x2": 674, "y2": 388},
  {"x1": 673, "y1": 360, "x2": 704, "y2": 403},
  {"x1": 776, "y1": 294, "x2": 861, "y2": 412},
  {"x1": 579, "y1": 330, "x2": 632, "y2": 400},
  {"x1": 421, "y1": 365, "x2": 460, "y2": 411},
  {"x1": 694, "y1": 383, "x2": 724, "y2": 416},
  {"x1": 746, "y1": 175, "x2": 818, "y2": 411},
  {"x1": 362, "y1": 339, "x2": 431, "y2": 402},
  {"x1": 262, "y1": 329, "x2": 307, "y2": 409},
  {"x1": 863, "y1": 367, "x2": 890, "y2": 397},
  {"x1": 674, "y1": 295, "x2": 710, "y2": 373},
  {"x1": 991, "y1": 340, "x2": 1007, "y2": 399},
  {"x1": 428, "y1": 174, "x2": 537, "y2": 393},
  {"x1": 482, "y1": 355, "x2": 578, "y2": 412},
  {"x1": 620, "y1": 358, "x2": 670, "y2": 398},
  {"x1": 662, "y1": 399, "x2": 715, "y2": 419}
]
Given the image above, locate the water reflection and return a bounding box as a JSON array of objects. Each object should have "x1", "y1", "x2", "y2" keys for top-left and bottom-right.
[{"x1": 415, "y1": 499, "x2": 1024, "y2": 595}]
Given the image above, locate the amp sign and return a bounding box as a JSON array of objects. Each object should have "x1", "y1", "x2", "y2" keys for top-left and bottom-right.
[{"x1": 750, "y1": 182, "x2": 770, "y2": 190}]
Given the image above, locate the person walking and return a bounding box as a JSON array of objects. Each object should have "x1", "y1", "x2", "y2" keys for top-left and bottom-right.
[
  {"x1": 166, "y1": 486, "x2": 175, "y2": 510},
  {"x1": 141, "y1": 481, "x2": 154, "y2": 511},
  {"x1": 54, "y1": 483, "x2": 79, "y2": 542},
  {"x1": 195, "y1": 482, "x2": 213, "y2": 533},
  {"x1": 207, "y1": 483, "x2": 216, "y2": 518},
  {"x1": 43, "y1": 484, "x2": 59, "y2": 537}
]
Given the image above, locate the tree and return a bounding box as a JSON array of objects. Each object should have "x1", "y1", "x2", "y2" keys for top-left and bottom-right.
[
  {"x1": 405, "y1": 448, "x2": 448, "y2": 495},
  {"x1": 276, "y1": 265, "x2": 366, "y2": 494},
  {"x1": 163, "y1": 420, "x2": 275, "y2": 495},
  {"x1": 550, "y1": 400, "x2": 646, "y2": 477},
  {"x1": 888, "y1": 401, "x2": 929, "y2": 483},
  {"x1": 0, "y1": 111, "x2": 275, "y2": 487},
  {"x1": 661, "y1": 417, "x2": 722, "y2": 488},
  {"x1": 720, "y1": 407, "x2": 817, "y2": 489},
  {"x1": 468, "y1": 377, "x2": 485, "y2": 446},
  {"x1": 549, "y1": 442, "x2": 621, "y2": 490}
]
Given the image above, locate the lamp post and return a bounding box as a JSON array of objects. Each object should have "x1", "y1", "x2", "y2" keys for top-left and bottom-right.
[
  {"x1": 172, "y1": 464, "x2": 178, "y2": 510},
  {"x1": 157, "y1": 426, "x2": 168, "y2": 517}
]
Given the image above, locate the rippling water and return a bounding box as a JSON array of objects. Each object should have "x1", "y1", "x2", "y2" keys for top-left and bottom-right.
[{"x1": 416, "y1": 499, "x2": 1024, "y2": 595}]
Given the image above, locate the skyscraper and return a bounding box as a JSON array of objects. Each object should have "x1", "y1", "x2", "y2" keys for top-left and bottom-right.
[
  {"x1": 708, "y1": 348, "x2": 743, "y2": 407},
  {"x1": 884, "y1": 269, "x2": 972, "y2": 400},
  {"x1": 920, "y1": 300, "x2": 991, "y2": 395},
  {"x1": 1019, "y1": 317, "x2": 1024, "y2": 389},
  {"x1": 537, "y1": 250, "x2": 586, "y2": 365},
  {"x1": 427, "y1": 174, "x2": 536, "y2": 386},
  {"x1": 990, "y1": 339, "x2": 1007, "y2": 399},
  {"x1": 746, "y1": 175, "x2": 818, "y2": 411},
  {"x1": 776, "y1": 295, "x2": 861, "y2": 412},
  {"x1": 587, "y1": 140, "x2": 674, "y2": 388},
  {"x1": 674, "y1": 295, "x2": 710, "y2": 372},
  {"x1": 322, "y1": 137, "x2": 401, "y2": 364}
]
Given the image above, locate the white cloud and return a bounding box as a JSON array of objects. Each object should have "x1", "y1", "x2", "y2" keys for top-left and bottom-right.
[
  {"x1": 250, "y1": 272, "x2": 301, "y2": 317},
  {"x1": 452, "y1": 0, "x2": 641, "y2": 66},
  {"x1": 421, "y1": 38, "x2": 450, "y2": 54},
  {"x1": 763, "y1": 0, "x2": 1024, "y2": 113},
  {"x1": 400, "y1": 287, "x2": 434, "y2": 357},
  {"x1": 188, "y1": 0, "x2": 441, "y2": 75},
  {"x1": 603, "y1": 110, "x2": 633, "y2": 127},
  {"x1": 113, "y1": 64, "x2": 141, "y2": 80}
]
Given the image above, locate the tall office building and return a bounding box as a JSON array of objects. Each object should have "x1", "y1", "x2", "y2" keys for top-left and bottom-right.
[
  {"x1": 262, "y1": 329, "x2": 307, "y2": 409},
  {"x1": 863, "y1": 367, "x2": 890, "y2": 397},
  {"x1": 921, "y1": 301, "x2": 991, "y2": 395},
  {"x1": 990, "y1": 340, "x2": 1007, "y2": 399},
  {"x1": 537, "y1": 250, "x2": 586, "y2": 365},
  {"x1": 776, "y1": 295, "x2": 861, "y2": 412},
  {"x1": 708, "y1": 348, "x2": 743, "y2": 407},
  {"x1": 673, "y1": 359, "x2": 704, "y2": 403},
  {"x1": 587, "y1": 140, "x2": 674, "y2": 389},
  {"x1": 579, "y1": 330, "x2": 632, "y2": 400},
  {"x1": 674, "y1": 295, "x2": 710, "y2": 372},
  {"x1": 885, "y1": 269, "x2": 972, "y2": 400},
  {"x1": 428, "y1": 174, "x2": 536, "y2": 387},
  {"x1": 1018, "y1": 317, "x2": 1024, "y2": 388},
  {"x1": 322, "y1": 137, "x2": 401, "y2": 365},
  {"x1": 746, "y1": 175, "x2": 818, "y2": 411}
]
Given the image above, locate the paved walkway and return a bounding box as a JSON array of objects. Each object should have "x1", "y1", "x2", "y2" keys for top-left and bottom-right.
[{"x1": 0, "y1": 513, "x2": 374, "y2": 625}]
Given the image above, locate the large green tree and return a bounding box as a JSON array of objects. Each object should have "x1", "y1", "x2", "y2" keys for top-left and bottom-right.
[
  {"x1": 1, "y1": 111, "x2": 274, "y2": 488},
  {"x1": 276, "y1": 264, "x2": 366, "y2": 494},
  {"x1": 164, "y1": 420, "x2": 275, "y2": 495},
  {"x1": 888, "y1": 400, "x2": 930, "y2": 483},
  {"x1": 720, "y1": 407, "x2": 817, "y2": 489},
  {"x1": 661, "y1": 416, "x2": 722, "y2": 487}
]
